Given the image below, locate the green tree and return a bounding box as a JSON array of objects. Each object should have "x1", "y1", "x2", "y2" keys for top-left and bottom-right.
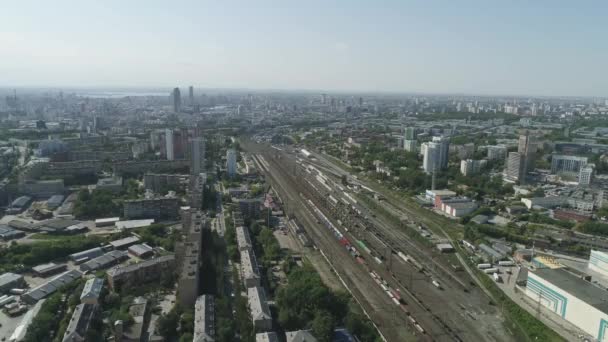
[{"x1": 312, "y1": 310, "x2": 336, "y2": 342}]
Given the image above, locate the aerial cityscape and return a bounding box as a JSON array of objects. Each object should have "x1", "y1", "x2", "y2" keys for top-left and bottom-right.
[{"x1": 2, "y1": 1, "x2": 608, "y2": 342}]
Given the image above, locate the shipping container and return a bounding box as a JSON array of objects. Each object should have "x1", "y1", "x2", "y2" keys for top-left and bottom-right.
[
  {"x1": 498, "y1": 260, "x2": 515, "y2": 267},
  {"x1": 432, "y1": 280, "x2": 441, "y2": 289},
  {"x1": 477, "y1": 263, "x2": 492, "y2": 269}
]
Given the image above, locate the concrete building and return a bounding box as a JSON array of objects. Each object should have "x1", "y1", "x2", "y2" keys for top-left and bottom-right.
[
  {"x1": 237, "y1": 198, "x2": 263, "y2": 220},
  {"x1": 62, "y1": 303, "x2": 98, "y2": 342},
  {"x1": 422, "y1": 136, "x2": 449, "y2": 174},
  {"x1": 505, "y1": 152, "x2": 523, "y2": 183},
  {"x1": 226, "y1": 149, "x2": 237, "y2": 178},
  {"x1": 80, "y1": 277, "x2": 104, "y2": 305},
  {"x1": 524, "y1": 267, "x2": 608, "y2": 342},
  {"x1": 589, "y1": 250, "x2": 608, "y2": 277},
  {"x1": 486, "y1": 145, "x2": 507, "y2": 161},
  {"x1": 241, "y1": 248, "x2": 261, "y2": 288},
  {"x1": 69, "y1": 247, "x2": 105, "y2": 263},
  {"x1": 579, "y1": 164, "x2": 595, "y2": 186},
  {"x1": 403, "y1": 139, "x2": 417, "y2": 153},
  {"x1": 551, "y1": 154, "x2": 588, "y2": 174},
  {"x1": 8, "y1": 195, "x2": 32, "y2": 214},
  {"x1": 96, "y1": 176, "x2": 123, "y2": 193},
  {"x1": 256, "y1": 332, "x2": 279, "y2": 342},
  {"x1": 112, "y1": 159, "x2": 191, "y2": 175},
  {"x1": 123, "y1": 197, "x2": 179, "y2": 220},
  {"x1": 286, "y1": 330, "x2": 317, "y2": 342},
  {"x1": 191, "y1": 138, "x2": 206, "y2": 175},
  {"x1": 23, "y1": 270, "x2": 82, "y2": 304},
  {"x1": 460, "y1": 159, "x2": 487, "y2": 176},
  {"x1": 0, "y1": 272, "x2": 25, "y2": 294},
  {"x1": 128, "y1": 244, "x2": 154, "y2": 259},
  {"x1": 172, "y1": 87, "x2": 181, "y2": 113},
  {"x1": 248, "y1": 286, "x2": 272, "y2": 332},
  {"x1": 79, "y1": 250, "x2": 129, "y2": 272},
  {"x1": 194, "y1": 295, "x2": 215, "y2": 342},
  {"x1": 32, "y1": 262, "x2": 67, "y2": 277},
  {"x1": 110, "y1": 236, "x2": 140, "y2": 250},
  {"x1": 117, "y1": 296, "x2": 149, "y2": 342},
  {"x1": 107, "y1": 255, "x2": 175, "y2": 291},
  {"x1": 143, "y1": 173, "x2": 187, "y2": 193},
  {"x1": 177, "y1": 240, "x2": 201, "y2": 306},
  {"x1": 236, "y1": 226, "x2": 253, "y2": 251},
  {"x1": 165, "y1": 128, "x2": 174, "y2": 160}
]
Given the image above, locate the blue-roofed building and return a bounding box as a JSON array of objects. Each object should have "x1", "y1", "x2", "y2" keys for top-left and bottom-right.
[{"x1": 80, "y1": 277, "x2": 104, "y2": 305}]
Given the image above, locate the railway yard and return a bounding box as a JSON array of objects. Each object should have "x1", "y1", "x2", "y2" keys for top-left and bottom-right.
[{"x1": 243, "y1": 139, "x2": 516, "y2": 342}]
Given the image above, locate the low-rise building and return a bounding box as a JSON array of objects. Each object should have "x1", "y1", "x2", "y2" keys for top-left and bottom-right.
[
  {"x1": 62, "y1": 303, "x2": 98, "y2": 342},
  {"x1": 32, "y1": 262, "x2": 67, "y2": 277},
  {"x1": 96, "y1": 176, "x2": 123, "y2": 193},
  {"x1": 248, "y1": 286, "x2": 272, "y2": 332},
  {"x1": 80, "y1": 250, "x2": 129, "y2": 272},
  {"x1": 128, "y1": 244, "x2": 154, "y2": 259},
  {"x1": 240, "y1": 249, "x2": 260, "y2": 288},
  {"x1": 110, "y1": 236, "x2": 140, "y2": 250},
  {"x1": 236, "y1": 226, "x2": 253, "y2": 251},
  {"x1": 69, "y1": 247, "x2": 105, "y2": 263},
  {"x1": 80, "y1": 277, "x2": 104, "y2": 305},
  {"x1": 107, "y1": 255, "x2": 175, "y2": 291},
  {"x1": 123, "y1": 197, "x2": 180, "y2": 220},
  {"x1": 194, "y1": 295, "x2": 215, "y2": 342},
  {"x1": 23, "y1": 269, "x2": 82, "y2": 304},
  {"x1": 256, "y1": 332, "x2": 279, "y2": 342},
  {"x1": 0, "y1": 272, "x2": 25, "y2": 294},
  {"x1": 285, "y1": 330, "x2": 317, "y2": 342},
  {"x1": 0, "y1": 225, "x2": 26, "y2": 240}
]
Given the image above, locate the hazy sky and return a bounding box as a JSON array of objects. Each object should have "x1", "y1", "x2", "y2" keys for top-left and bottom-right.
[{"x1": 1, "y1": 1, "x2": 607, "y2": 96}]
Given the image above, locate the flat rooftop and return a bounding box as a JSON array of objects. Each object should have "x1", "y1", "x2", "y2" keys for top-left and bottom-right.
[{"x1": 532, "y1": 267, "x2": 608, "y2": 313}]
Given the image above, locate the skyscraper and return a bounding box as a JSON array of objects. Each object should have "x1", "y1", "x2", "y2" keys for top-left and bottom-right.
[
  {"x1": 188, "y1": 86, "x2": 194, "y2": 106},
  {"x1": 422, "y1": 137, "x2": 449, "y2": 174},
  {"x1": 165, "y1": 129, "x2": 174, "y2": 161},
  {"x1": 517, "y1": 131, "x2": 538, "y2": 184},
  {"x1": 505, "y1": 152, "x2": 522, "y2": 182},
  {"x1": 404, "y1": 127, "x2": 415, "y2": 140},
  {"x1": 226, "y1": 149, "x2": 237, "y2": 178},
  {"x1": 172, "y1": 87, "x2": 181, "y2": 113},
  {"x1": 190, "y1": 138, "x2": 206, "y2": 175},
  {"x1": 403, "y1": 127, "x2": 417, "y2": 152}
]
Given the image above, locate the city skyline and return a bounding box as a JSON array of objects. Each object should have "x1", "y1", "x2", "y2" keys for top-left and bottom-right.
[{"x1": 2, "y1": 1, "x2": 608, "y2": 97}]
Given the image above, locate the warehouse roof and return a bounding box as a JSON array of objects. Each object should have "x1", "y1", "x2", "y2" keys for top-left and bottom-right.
[
  {"x1": 11, "y1": 196, "x2": 31, "y2": 208},
  {"x1": 128, "y1": 244, "x2": 154, "y2": 257},
  {"x1": 532, "y1": 267, "x2": 608, "y2": 313},
  {"x1": 32, "y1": 262, "x2": 66, "y2": 274},
  {"x1": 0, "y1": 272, "x2": 23, "y2": 287},
  {"x1": 80, "y1": 250, "x2": 129, "y2": 272},
  {"x1": 47, "y1": 195, "x2": 65, "y2": 206},
  {"x1": 69, "y1": 247, "x2": 104, "y2": 261},
  {"x1": 115, "y1": 219, "x2": 155, "y2": 230},
  {"x1": 7, "y1": 219, "x2": 35, "y2": 231},
  {"x1": 23, "y1": 269, "x2": 82, "y2": 303},
  {"x1": 109, "y1": 236, "x2": 140, "y2": 249}
]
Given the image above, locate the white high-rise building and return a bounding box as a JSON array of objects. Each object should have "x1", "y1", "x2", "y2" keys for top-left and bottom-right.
[
  {"x1": 165, "y1": 129, "x2": 174, "y2": 161},
  {"x1": 422, "y1": 137, "x2": 449, "y2": 174},
  {"x1": 579, "y1": 164, "x2": 595, "y2": 186},
  {"x1": 226, "y1": 149, "x2": 237, "y2": 178},
  {"x1": 191, "y1": 138, "x2": 206, "y2": 175}
]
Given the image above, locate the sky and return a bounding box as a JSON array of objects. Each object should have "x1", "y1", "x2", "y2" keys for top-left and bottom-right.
[{"x1": 1, "y1": 0, "x2": 607, "y2": 97}]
